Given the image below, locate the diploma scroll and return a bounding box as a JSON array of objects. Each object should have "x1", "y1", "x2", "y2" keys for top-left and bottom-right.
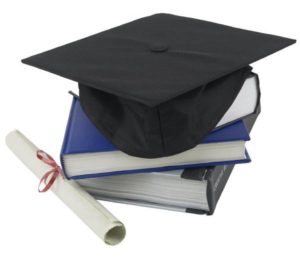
[{"x1": 5, "y1": 130, "x2": 125, "y2": 245}]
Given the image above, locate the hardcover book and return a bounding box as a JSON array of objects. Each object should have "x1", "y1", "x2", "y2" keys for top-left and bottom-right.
[{"x1": 60, "y1": 84, "x2": 257, "y2": 179}]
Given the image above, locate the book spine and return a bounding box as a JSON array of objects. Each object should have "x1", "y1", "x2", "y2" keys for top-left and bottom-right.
[
  {"x1": 185, "y1": 165, "x2": 234, "y2": 215},
  {"x1": 205, "y1": 164, "x2": 234, "y2": 215}
]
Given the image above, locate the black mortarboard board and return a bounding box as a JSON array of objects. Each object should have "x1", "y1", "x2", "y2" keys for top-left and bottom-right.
[{"x1": 22, "y1": 13, "x2": 295, "y2": 158}]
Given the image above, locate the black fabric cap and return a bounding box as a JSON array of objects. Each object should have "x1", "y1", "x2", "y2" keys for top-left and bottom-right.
[{"x1": 22, "y1": 13, "x2": 296, "y2": 158}]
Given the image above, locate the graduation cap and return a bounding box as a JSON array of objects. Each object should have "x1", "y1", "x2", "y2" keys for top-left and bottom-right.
[{"x1": 22, "y1": 13, "x2": 295, "y2": 158}]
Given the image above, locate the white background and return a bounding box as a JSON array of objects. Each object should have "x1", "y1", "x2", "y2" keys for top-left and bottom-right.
[{"x1": 1, "y1": 1, "x2": 299, "y2": 259}]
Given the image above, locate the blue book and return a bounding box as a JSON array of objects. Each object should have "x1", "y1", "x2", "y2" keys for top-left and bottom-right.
[{"x1": 61, "y1": 97, "x2": 250, "y2": 179}]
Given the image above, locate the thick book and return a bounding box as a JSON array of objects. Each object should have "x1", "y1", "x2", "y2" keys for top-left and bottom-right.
[
  {"x1": 78, "y1": 165, "x2": 234, "y2": 214},
  {"x1": 78, "y1": 99, "x2": 261, "y2": 215},
  {"x1": 60, "y1": 97, "x2": 255, "y2": 179}
]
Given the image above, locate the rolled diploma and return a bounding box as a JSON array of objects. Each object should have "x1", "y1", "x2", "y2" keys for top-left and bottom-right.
[{"x1": 5, "y1": 130, "x2": 125, "y2": 245}]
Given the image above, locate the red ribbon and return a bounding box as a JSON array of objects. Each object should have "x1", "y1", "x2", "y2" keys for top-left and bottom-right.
[{"x1": 36, "y1": 150, "x2": 63, "y2": 192}]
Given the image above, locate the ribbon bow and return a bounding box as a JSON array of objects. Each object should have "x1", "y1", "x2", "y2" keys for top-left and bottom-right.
[{"x1": 37, "y1": 150, "x2": 64, "y2": 192}]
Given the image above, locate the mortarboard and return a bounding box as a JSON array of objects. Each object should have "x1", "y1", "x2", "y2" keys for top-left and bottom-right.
[{"x1": 22, "y1": 13, "x2": 295, "y2": 158}]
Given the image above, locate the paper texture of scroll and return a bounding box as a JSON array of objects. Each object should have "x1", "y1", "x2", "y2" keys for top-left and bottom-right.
[{"x1": 5, "y1": 130, "x2": 125, "y2": 245}]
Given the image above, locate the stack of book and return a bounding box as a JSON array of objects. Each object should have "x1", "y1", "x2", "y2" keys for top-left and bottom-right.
[
  {"x1": 21, "y1": 13, "x2": 295, "y2": 216},
  {"x1": 60, "y1": 72, "x2": 260, "y2": 215}
]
